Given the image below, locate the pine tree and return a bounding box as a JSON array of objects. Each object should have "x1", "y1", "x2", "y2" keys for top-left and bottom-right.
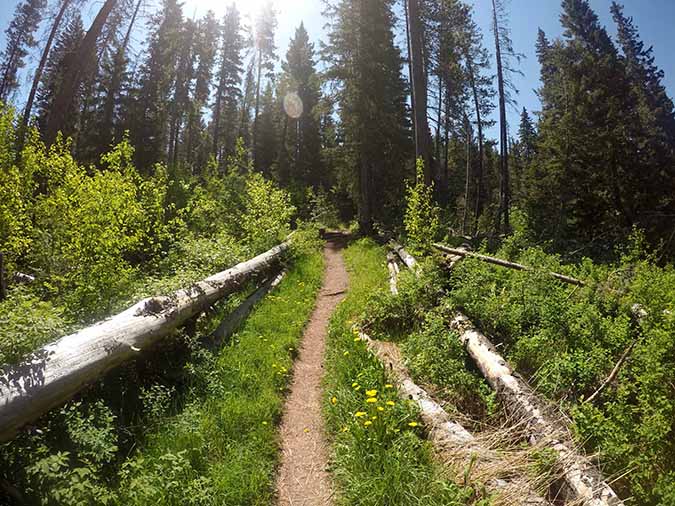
[
  {"x1": 0, "y1": 0, "x2": 46, "y2": 103},
  {"x1": 278, "y1": 22, "x2": 323, "y2": 190},
  {"x1": 20, "y1": 0, "x2": 77, "y2": 137},
  {"x1": 131, "y1": 0, "x2": 183, "y2": 170},
  {"x1": 212, "y1": 4, "x2": 245, "y2": 163},
  {"x1": 44, "y1": 0, "x2": 119, "y2": 144},
  {"x1": 36, "y1": 13, "x2": 84, "y2": 136},
  {"x1": 322, "y1": 0, "x2": 411, "y2": 233},
  {"x1": 252, "y1": 2, "x2": 277, "y2": 172}
]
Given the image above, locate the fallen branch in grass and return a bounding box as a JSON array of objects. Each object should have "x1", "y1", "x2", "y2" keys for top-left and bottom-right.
[
  {"x1": 0, "y1": 241, "x2": 290, "y2": 443},
  {"x1": 208, "y1": 270, "x2": 286, "y2": 349},
  {"x1": 432, "y1": 243, "x2": 586, "y2": 287},
  {"x1": 390, "y1": 241, "x2": 418, "y2": 272},
  {"x1": 584, "y1": 304, "x2": 647, "y2": 405},
  {"x1": 356, "y1": 327, "x2": 552, "y2": 505},
  {"x1": 386, "y1": 252, "x2": 400, "y2": 295},
  {"x1": 394, "y1": 244, "x2": 624, "y2": 506}
]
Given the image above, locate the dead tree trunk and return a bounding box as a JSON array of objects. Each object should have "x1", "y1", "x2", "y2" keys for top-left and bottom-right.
[
  {"x1": 431, "y1": 243, "x2": 585, "y2": 286},
  {"x1": 0, "y1": 241, "x2": 289, "y2": 443},
  {"x1": 406, "y1": 0, "x2": 434, "y2": 184},
  {"x1": 44, "y1": 0, "x2": 118, "y2": 145},
  {"x1": 357, "y1": 328, "x2": 552, "y2": 505},
  {"x1": 391, "y1": 244, "x2": 623, "y2": 506}
]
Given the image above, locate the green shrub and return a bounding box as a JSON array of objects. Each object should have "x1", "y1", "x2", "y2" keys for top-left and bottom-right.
[{"x1": 404, "y1": 158, "x2": 440, "y2": 255}]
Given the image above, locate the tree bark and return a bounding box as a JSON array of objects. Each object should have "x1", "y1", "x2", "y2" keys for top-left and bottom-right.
[
  {"x1": 253, "y1": 48, "x2": 262, "y2": 170},
  {"x1": 44, "y1": 0, "x2": 118, "y2": 145},
  {"x1": 462, "y1": 114, "x2": 472, "y2": 235},
  {"x1": 357, "y1": 327, "x2": 552, "y2": 505},
  {"x1": 0, "y1": 241, "x2": 289, "y2": 443},
  {"x1": 465, "y1": 57, "x2": 485, "y2": 234}
]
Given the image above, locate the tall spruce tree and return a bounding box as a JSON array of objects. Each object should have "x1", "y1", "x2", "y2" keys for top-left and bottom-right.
[
  {"x1": 278, "y1": 22, "x2": 323, "y2": 190},
  {"x1": 212, "y1": 4, "x2": 245, "y2": 163},
  {"x1": 322, "y1": 0, "x2": 411, "y2": 233},
  {"x1": 252, "y1": 2, "x2": 277, "y2": 172},
  {"x1": 0, "y1": 0, "x2": 46, "y2": 103}
]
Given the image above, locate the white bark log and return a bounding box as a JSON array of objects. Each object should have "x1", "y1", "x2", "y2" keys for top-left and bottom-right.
[
  {"x1": 209, "y1": 270, "x2": 286, "y2": 347},
  {"x1": 448, "y1": 315, "x2": 623, "y2": 506},
  {"x1": 432, "y1": 243, "x2": 585, "y2": 286},
  {"x1": 386, "y1": 253, "x2": 399, "y2": 295},
  {"x1": 0, "y1": 242, "x2": 289, "y2": 443},
  {"x1": 390, "y1": 241, "x2": 418, "y2": 272},
  {"x1": 395, "y1": 244, "x2": 623, "y2": 506},
  {"x1": 356, "y1": 328, "x2": 551, "y2": 505}
]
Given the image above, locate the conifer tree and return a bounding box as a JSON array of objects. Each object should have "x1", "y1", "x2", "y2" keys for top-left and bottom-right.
[
  {"x1": 36, "y1": 13, "x2": 84, "y2": 136},
  {"x1": 322, "y1": 0, "x2": 410, "y2": 233},
  {"x1": 252, "y1": 2, "x2": 277, "y2": 172},
  {"x1": 212, "y1": 4, "x2": 245, "y2": 162},
  {"x1": 279, "y1": 22, "x2": 323, "y2": 190},
  {"x1": 0, "y1": 0, "x2": 46, "y2": 103}
]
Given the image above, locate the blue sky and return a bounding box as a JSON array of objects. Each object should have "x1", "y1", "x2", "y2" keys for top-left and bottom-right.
[{"x1": 1, "y1": 0, "x2": 674, "y2": 140}]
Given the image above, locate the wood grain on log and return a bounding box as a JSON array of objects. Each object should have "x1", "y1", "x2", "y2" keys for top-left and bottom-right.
[{"x1": 0, "y1": 242, "x2": 289, "y2": 443}]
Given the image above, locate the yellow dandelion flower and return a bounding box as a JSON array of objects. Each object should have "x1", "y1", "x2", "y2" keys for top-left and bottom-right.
[
  {"x1": 262, "y1": 421, "x2": 268, "y2": 425},
  {"x1": 386, "y1": 401, "x2": 395, "y2": 406},
  {"x1": 353, "y1": 337, "x2": 360, "y2": 342},
  {"x1": 304, "y1": 428, "x2": 311, "y2": 433},
  {"x1": 364, "y1": 421, "x2": 372, "y2": 427},
  {"x1": 377, "y1": 406, "x2": 384, "y2": 412},
  {"x1": 371, "y1": 416, "x2": 377, "y2": 420},
  {"x1": 366, "y1": 397, "x2": 378, "y2": 403},
  {"x1": 341, "y1": 426, "x2": 349, "y2": 432},
  {"x1": 354, "y1": 386, "x2": 361, "y2": 391},
  {"x1": 408, "y1": 421, "x2": 419, "y2": 427},
  {"x1": 331, "y1": 396, "x2": 337, "y2": 405},
  {"x1": 385, "y1": 384, "x2": 394, "y2": 389},
  {"x1": 343, "y1": 351, "x2": 349, "y2": 356},
  {"x1": 355, "y1": 411, "x2": 367, "y2": 418},
  {"x1": 366, "y1": 389, "x2": 377, "y2": 397},
  {"x1": 352, "y1": 382, "x2": 359, "y2": 387}
]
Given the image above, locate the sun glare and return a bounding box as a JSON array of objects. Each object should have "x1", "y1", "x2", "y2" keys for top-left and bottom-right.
[{"x1": 183, "y1": 0, "x2": 278, "y2": 18}]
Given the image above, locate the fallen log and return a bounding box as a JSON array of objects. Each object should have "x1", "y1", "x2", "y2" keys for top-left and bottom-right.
[
  {"x1": 0, "y1": 242, "x2": 289, "y2": 443},
  {"x1": 390, "y1": 241, "x2": 418, "y2": 272},
  {"x1": 209, "y1": 270, "x2": 286, "y2": 348},
  {"x1": 356, "y1": 328, "x2": 551, "y2": 505},
  {"x1": 432, "y1": 243, "x2": 586, "y2": 286},
  {"x1": 386, "y1": 253, "x2": 399, "y2": 295},
  {"x1": 392, "y1": 244, "x2": 623, "y2": 505}
]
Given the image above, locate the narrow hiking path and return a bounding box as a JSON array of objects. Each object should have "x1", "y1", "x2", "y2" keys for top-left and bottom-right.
[{"x1": 276, "y1": 234, "x2": 348, "y2": 506}]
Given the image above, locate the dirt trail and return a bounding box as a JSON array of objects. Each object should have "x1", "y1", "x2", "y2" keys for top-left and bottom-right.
[{"x1": 275, "y1": 234, "x2": 348, "y2": 506}]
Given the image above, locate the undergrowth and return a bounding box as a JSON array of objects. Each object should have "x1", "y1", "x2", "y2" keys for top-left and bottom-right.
[
  {"x1": 323, "y1": 238, "x2": 486, "y2": 506},
  {"x1": 0, "y1": 234, "x2": 324, "y2": 505}
]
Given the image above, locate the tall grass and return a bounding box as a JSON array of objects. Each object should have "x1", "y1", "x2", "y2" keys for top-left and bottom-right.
[{"x1": 323, "y1": 238, "x2": 478, "y2": 506}]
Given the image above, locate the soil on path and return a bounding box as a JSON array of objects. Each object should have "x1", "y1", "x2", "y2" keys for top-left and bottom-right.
[{"x1": 275, "y1": 234, "x2": 348, "y2": 506}]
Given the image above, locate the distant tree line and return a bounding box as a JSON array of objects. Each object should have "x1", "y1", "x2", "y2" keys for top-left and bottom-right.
[{"x1": 0, "y1": 0, "x2": 673, "y2": 256}]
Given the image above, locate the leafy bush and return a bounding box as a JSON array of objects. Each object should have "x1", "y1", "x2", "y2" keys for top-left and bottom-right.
[
  {"x1": 0, "y1": 287, "x2": 67, "y2": 365},
  {"x1": 404, "y1": 158, "x2": 440, "y2": 255},
  {"x1": 241, "y1": 172, "x2": 295, "y2": 253}
]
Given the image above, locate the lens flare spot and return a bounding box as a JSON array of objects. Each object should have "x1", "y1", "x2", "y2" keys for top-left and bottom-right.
[{"x1": 283, "y1": 92, "x2": 304, "y2": 119}]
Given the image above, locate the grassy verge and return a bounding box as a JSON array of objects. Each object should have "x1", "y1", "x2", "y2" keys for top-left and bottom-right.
[
  {"x1": 1, "y1": 243, "x2": 324, "y2": 505},
  {"x1": 322, "y1": 238, "x2": 479, "y2": 506}
]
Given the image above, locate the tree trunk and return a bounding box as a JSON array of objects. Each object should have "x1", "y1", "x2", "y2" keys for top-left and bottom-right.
[
  {"x1": 406, "y1": 0, "x2": 434, "y2": 185},
  {"x1": 0, "y1": 241, "x2": 289, "y2": 443},
  {"x1": 253, "y1": 48, "x2": 262, "y2": 170},
  {"x1": 462, "y1": 114, "x2": 472, "y2": 235},
  {"x1": 466, "y1": 57, "x2": 484, "y2": 234},
  {"x1": 20, "y1": 0, "x2": 72, "y2": 143},
  {"x1": 44, "y1": 0, "x2": 118, "y2": 145},
  {"x1": 100, "y1": 0, "x2": 142, "y2": 150},
  {"x1": 432, "y1": 243, "x2": 586, "y2": 286},
  {"x1": 357, "y1": 328, "x2": 552, "y2": 505},
  {"x1": 449, "y1": 313, "x2": 624, "y2": 506},
  {"x1": 391, "y1": 243, "x2": 623, "y2": 506},
  {"x1": 491, "y1": 0, "x2": 510, "y2": 233}
]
